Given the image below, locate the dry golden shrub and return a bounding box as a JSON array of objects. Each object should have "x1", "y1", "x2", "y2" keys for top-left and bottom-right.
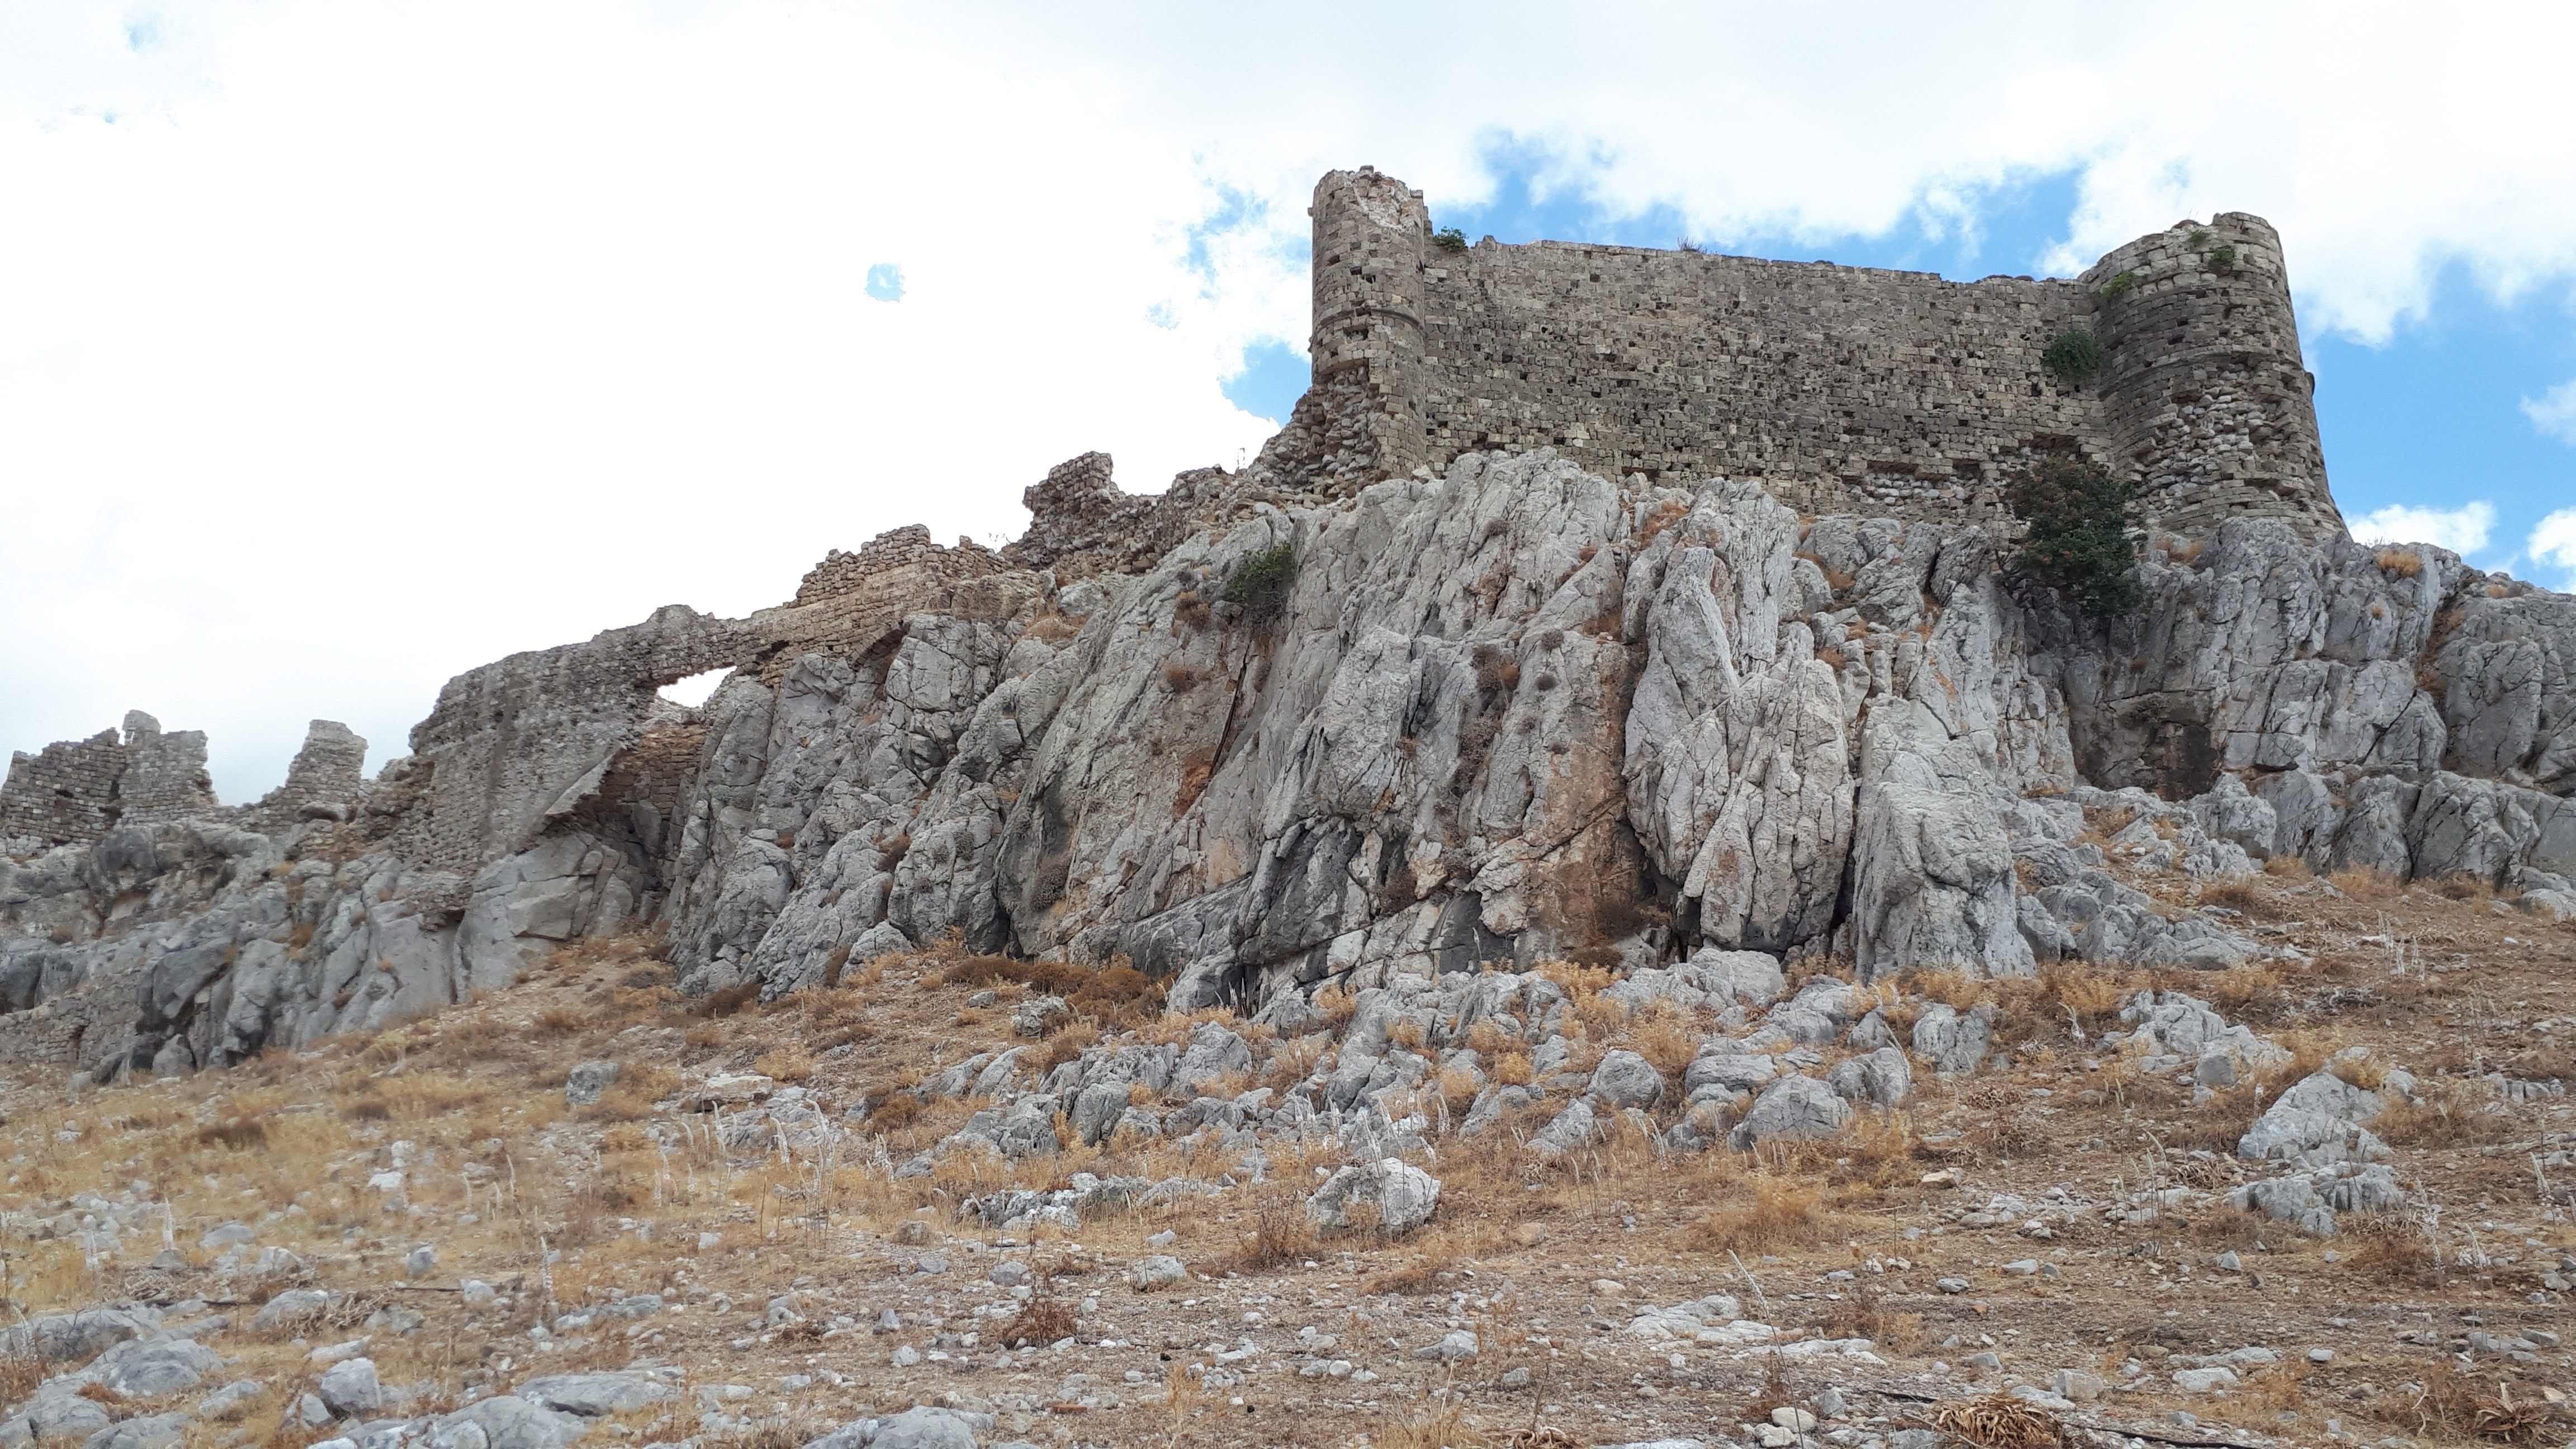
[
  {"x1": 1361, "y1": 1250, "x2": 1457, "y2": 1296},
  {"x1": 692, "y1": 982, "x2": 761, "y2": 1019},
  {"x1": 1491, "y1": 1050, "x2": 1533, "y2": 1086},
  {"x1": 2328, "y1": 1050, "x2": 2390, "y2": 1091},
  {"x1": 2199, "y1": 875, "x2": 2261, "y2": 910},
  {"x1": 2198, "y1": 961, "x2": 2290, "y2": 1020},
  {"x1": 1904, "y1": 968, "x2": 1987, "y2": 1012},
  {"x1": 1694, "y1": 1176, "x2": 1829, "y2": 1253},
  {"x1": 1630, "y1": 1005, "x2": 1698, "y2": 1078},
  {"x1": 2374, "y1": 547, "x2": 2425, "y2": 577},
  {"x1": 1924, "y1": 1393, "x2": 2064, "y2": 1449},
  {"x1": 2341, "y1": 1216, "x2": 2444, "y2": 1286},
  {"x1": 998, "y1": 1296, "x2": 1077, "y2": 1348},
  {"x1": 1533, "y1": 958, "x2": 1617, "y2": 1002},
  {"x1": 533, "y1": 1005, "x2": 588, "y2": 1035},
  {"x1": 2372, "y1": 1078, "x2": 2509, "y2": 1146},
  {"x1": 0, "y1": 1350, "x2": 39, "y2": 1404},
  {"x1": 195, "y1": 1116, "x2": 267, "y2": 1150},
  {"x1": 1222, "y1": 1183, "x2": 1319, "y2": 1271},
  {"x1": 2383, "y1": 1358, "x2": 2566, "y2": 1444},
  {"x1": 2262, "y1": 853, "x2": 2312, "y2": 878},
  {"x1": 1822, "y1": 1285, "x2": 1925, "y2": 1353},
  {"x1": 752, "y1": 1046, "x2": 814, "y2": 1083},
  {"x1": 2327, "y1": 865, "x2": 2404, "y2": 901},
  {"x1": 1374, "y1": 1404, "x2": 1499, "y2": 1449}
]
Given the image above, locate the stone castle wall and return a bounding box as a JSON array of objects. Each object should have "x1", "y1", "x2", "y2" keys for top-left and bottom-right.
[
  {"x1": 0, "y1": 712, "x2": 215, "y2": 847},
  {"x1": 1299, "y1": 167, "x2": 2341, "y2": 538}
]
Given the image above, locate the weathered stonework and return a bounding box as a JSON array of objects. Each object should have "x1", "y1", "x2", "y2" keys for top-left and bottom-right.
[
  {"x1": 1277, "y1": 167, "x2": 2341, "y2": 539},
  {"x1": 0, "y1": 712, "x2": 215, "y2": 847}
]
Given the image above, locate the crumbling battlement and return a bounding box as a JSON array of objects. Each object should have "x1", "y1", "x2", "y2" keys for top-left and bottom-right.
[
  {"x1": 792, "y1": 525, "x2": 1004, "y2": 606},
  {"x1": 0, "y1": 711, "x2": 215, "y2": 847},
  {"x1": 1290, "y1": 166, "x2": 2342, "y2": 538}
]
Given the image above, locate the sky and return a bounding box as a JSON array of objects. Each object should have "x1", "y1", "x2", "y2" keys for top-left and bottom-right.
[{"x1": 5, "y1": 2, "x2": 2575, "y2": 803}]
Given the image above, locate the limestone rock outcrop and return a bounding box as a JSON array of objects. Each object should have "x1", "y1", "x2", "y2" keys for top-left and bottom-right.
[{"x1": 4, "y1": 441, "x2": 2574, "y2": 1080}]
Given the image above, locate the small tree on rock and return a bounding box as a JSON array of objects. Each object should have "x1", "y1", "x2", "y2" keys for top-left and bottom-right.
[
  {"x1": 2006, "y1": 456, "x2": 2143, "y2": 616},
  {"x1": 1222, "y1": 544, "x2": 1297, "y2": 626}
]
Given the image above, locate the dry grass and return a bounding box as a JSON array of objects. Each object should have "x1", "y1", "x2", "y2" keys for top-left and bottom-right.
[
  {"x1": 0, "y1": 1349, "x2": 39, "y2": 1403},
  {"x1": 2341, "y1": 1216, "x2": 2444, "y2": 1287},
  {"x1": 2385, "y1": 1359, "x2": 2568, "y2": 1444},
  {"x1": 2262, "y1": 853, "x2": 2313, "y2": 878},
  {"x1": 195, "y1": 1116, "x2": 267, "y2": 1149},
  {"x1": 2372, "y1": 1077, "x2": 2511, "y2": 1146},
  {"x1": 1374, "y1": 1404, "x2": 1499, "y2": 1449},
  {"x1": 2327, "y1": 865, "x2": 2404, "y2": 901},
  {"x1": 997, "y1": 1295, "x2": 1077, "y2": 1348},
  {"x1": 1922, "y1": 1392, "x2": 2067, "y2": 1449},
  {"x1": 1693, "y1": 1176, "x2": 1830, "y2": 1253},
  {"x1": 2374, "y1": 547, "x2": 2425, "y2": 578},
  {"x1": 1220, "y1": 1183, "x2": 1319, "y2": 1272}
]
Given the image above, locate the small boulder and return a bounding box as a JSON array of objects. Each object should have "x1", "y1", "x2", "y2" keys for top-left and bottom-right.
[
  {"x1": 870, "y1": 1408, "x2": 983, "y2": 1449},
  {"x1": 1586, "y1": 1050, "x2": 1664, "y2": 1110},
  {"x1": 1011, "y1": 996, "x2": 1069, "y2": 1038},
  {"x1": 1729, "y1": 1075, "x2": 1851, "y2": 1149},
  {"x1": 1308, "y1": 1158, "x2": 1441, "y2": 1234},
  {"x1": 564, "y1": 1061, "x2": 619, "y2": 1107},
  {"x1": 76, "y1": 1414, "x2": 187, "y2": 1449},
  {"x1": 1531, "y1": 1098, "x2": 1600, "y2": 1158},
  {"x1": 1412, "y1": 1329, "x2": 1478, "y2": 1363},
  {"x1": 1129, "y1": 1255, "x2": 1186, "y2": 1291},
  {"x1": 1824, "y1": 1046, "x2": 1911, "y2": 1107},
  {"x1": 317, "y1": 1356, "x2": 384, "y2": 1417}
]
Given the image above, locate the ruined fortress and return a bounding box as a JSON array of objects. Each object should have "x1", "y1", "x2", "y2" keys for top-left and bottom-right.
[
  {"x1": 10, "y1": 167, "x2": 2570, "y2": 1088},
  {"x1": 1268, "y1": 167, "x2": 2342, "y2": 538}
]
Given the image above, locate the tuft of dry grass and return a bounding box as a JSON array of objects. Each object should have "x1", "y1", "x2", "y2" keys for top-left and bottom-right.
[
  {"x1": 2371, "y1": 1077, "x2": 2509, "y2": 1146},
  {"x1": 1628, "y1": 1005, "x2": 1698, "y2": 1079},
  {"x1": 1922, "y1": 1393, "x2": 2066, "y2": 1449},
  {"x1": 195, "y1": 1116, "x2": 268, "y2": 1149},
  {"x1": 998, "y1": 1296, "x2": 1076, "y2": 1348},
  {"x1": 2374, "y1": 547, "x2": 2425, "y2": 578},
  {"x1": 2262, "y1": 853, "x2": 2312, "y2": 878},
  {"x1": 1694, "y1": 1176, "x2": 1829, "y2": 1254},
  {"x1": 533, "y1": 1005, "x2": 587, "y2": 1034},
  {"x1": 1374, "y1": 1404, "x2": 1499, "y2": 1449},
  {"x1": 2327, "y1": 865, "x2": 2404, "y2": 901},
  {"x1": 0, "y1": 1349, "x2": 39, "y2": 1403},
  {"x1": 1220, "y1": 1183, "x2": 1319, "y2": 1273},
  {"x1": 2385, "y1": 1359, "x2": 2568, "y2": 1444},
  {"x1": 2199, "y1": 875, "x2": 2261, "y2": 910},
  {"x1": 2340, "y1": 1216, "x2": 2444, "y2": 1286}
]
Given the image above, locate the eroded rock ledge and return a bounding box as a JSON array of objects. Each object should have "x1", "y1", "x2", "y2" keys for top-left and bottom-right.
[{"x1": 3, "y1": 450, "x2": 2572, "y2": 1079}]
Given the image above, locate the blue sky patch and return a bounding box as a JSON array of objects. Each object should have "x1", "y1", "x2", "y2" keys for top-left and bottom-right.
[
  {"x1": 864, "y1": 263, "x2": 904, "y2": 302},
  {"x1": 1222, "y1": 339, "x2": 1306, "y2": 427}
]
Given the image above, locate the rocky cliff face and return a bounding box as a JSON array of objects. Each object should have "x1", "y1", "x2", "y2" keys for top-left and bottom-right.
[{"x1": 5, "y1": 451, "x2": 2573, "y2": 1080}]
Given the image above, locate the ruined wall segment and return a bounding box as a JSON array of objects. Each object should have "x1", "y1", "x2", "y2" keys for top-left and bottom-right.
[
  {"x1": 1304, "y1": 168, "x2": 2342, "y2": 539},
  {"x1": 0, "y1": 712, "x2": 216, "y2": 846}
]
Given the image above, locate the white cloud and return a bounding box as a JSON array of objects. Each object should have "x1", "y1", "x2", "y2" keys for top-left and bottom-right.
[
  {"x1": 2525, "y1": 379, "x2": 2576, "y2": 446},
  {"x1": 2351, "y1": 501, "x2": 2496, "y2": 556},
  {"x1": 7, "y1": 2, "x2": 2576, "y2": 797},
  {"x1": 2532, "y1": 509, "x2": 2576, "y2": 588}
]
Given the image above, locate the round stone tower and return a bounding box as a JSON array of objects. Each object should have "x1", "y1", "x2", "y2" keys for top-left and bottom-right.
[
  {"x1": 1307, "y1": 167, "x2": 1432, "y2": 482},
  {"x1": 2083, "y1": 213, "x2": 2343, "y2": 539}
]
